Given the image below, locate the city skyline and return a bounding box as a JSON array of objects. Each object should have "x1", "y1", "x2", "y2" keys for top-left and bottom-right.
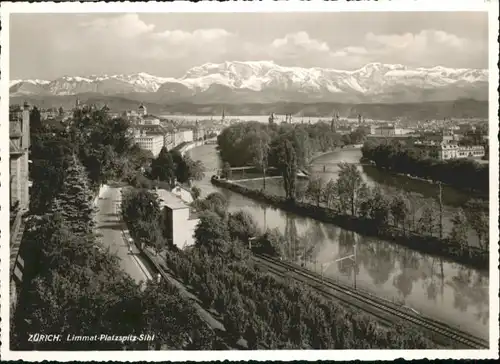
[{"x1": 10, "y1": 12, "x2": 488, "y2": 80}]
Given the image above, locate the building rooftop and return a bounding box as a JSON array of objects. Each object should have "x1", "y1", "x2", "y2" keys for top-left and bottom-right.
[{"x1": 156, "y1": 188, "x2": 189, "y2": 210}]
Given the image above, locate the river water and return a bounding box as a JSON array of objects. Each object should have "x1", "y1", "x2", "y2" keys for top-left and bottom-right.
[{"x1": 187, "y1": 144, "x2": 489, "y2": 341}]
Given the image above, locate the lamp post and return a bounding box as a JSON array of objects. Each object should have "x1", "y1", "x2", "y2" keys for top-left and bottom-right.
[{"x1": 334, "y1": 242, "x2": 357, "y2": 289}]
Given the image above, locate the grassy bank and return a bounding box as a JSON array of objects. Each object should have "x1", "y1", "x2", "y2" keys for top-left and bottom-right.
[{"x1": 211, "y1": 177, "x2": 488, "y2": 271}]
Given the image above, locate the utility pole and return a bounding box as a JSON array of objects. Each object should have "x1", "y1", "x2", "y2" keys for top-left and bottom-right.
[
  {"x1": 303, "y1": 245, "x2": 306, "y2": 267},
  {"x1": 353, "y1": 243, "x2": 357, "y2": 290},
  {"x1": 438, "y1": 181, "x2": 443, "y2": 239}
]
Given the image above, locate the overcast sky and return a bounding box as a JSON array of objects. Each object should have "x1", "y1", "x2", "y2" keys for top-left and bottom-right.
[{"x1": 10, "y1": 12, "x2": 488, "y2": 80}]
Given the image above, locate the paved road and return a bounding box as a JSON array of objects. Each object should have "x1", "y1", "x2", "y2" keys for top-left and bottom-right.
[{"x1": 95, "y1": 186, "x2": 151, "y2": 284}]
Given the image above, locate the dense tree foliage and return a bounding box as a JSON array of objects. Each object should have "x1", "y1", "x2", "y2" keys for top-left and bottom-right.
[
  {"x1": 251, "y1": 130, "x2": 271, "y2": 189},
  {"x1": 14, "y1": 106, "x2": 214, "y2": 350},
  {"x1": 29, "y1": 129, "x2": 74, "y2": 213},
  {"x1": 342, "y1": 128, "x2": 367, "y2": 145},
  {"x1": 30, "y1": 108, "x2": 151, "y2": 204},
  {"x1": 362, "y1": 140, "x2": 488, "y2": 194},
  {"x1": 30, "y1": 106, "x2": 42, "y2": 132},
  {"x1": 149, "y1": 147, "x2": 205, "y2": 187},
  {"x1": 191, "y1": 192, "x2": 229, "y2": 218},
  {"x1": 125, "y1": 192, "x2": 435, "y2": 349},
  {"x1": 50, "y1": 155, "x2": 96, "y2": 235},
  {"x1": 217, "y1": 121, "x2": 343, "y2": 169},
  {"x1": 463, "y1": 200, "x2": 489, "y2": 250},
  {"x1": 272, "y1": 137, "x2": 299, "y2": 201},
  {"x1": 121, "y1": 188, "x2": 167, "y2": 252},
  {"x1": 70, "y1": 109, "x2": 134, "y2": 188}
]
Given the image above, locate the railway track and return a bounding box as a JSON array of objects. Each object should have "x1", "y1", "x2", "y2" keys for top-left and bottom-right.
[
  {"x1": 253, "y1": 254, "x2": 488, "y2": 349},
  {"x1": 255, "y1": 257, "x2": 398, "y2": 328}
]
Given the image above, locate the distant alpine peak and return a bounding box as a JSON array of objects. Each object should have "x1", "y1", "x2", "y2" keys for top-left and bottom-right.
[{"x1": 10, "y1": 61, "x2": 488, "y2": 103}]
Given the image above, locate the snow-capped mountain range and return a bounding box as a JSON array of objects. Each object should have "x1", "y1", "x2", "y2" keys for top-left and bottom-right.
[{"x1": 10, "y1": 61, "x2": 488, "y2": 103}]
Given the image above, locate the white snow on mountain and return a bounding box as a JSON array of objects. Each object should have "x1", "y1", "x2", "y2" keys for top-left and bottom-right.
[
  {"x1": 10, "y1": 61, "x2": 488, "y2": 98},
  {"x1": 10, "y1": 79, "x2": 50, "y2": 87}
]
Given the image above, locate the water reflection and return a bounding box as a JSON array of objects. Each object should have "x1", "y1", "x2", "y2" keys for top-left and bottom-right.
[
  {"x1": 310, "y1": 149, "x2": 484, "y2": 242},
  {"x1": 187, "y1": 144, "x2": 489, "y2": 340},
  {"x1": 310, "y1": 149, "x2": 485, "y2": 207}
]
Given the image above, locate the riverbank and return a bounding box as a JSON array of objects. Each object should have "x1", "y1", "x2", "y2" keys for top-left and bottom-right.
[
  {"x1": 362, "y1": 164, "x2": 489, "y2": 200},
  {"x1": 308, "y1": 145, "x2": 364, "y2": 165},
  {"x1": 211, "y1": 177, "x2": 488, "y2": 271},
  {"x1": 361, "y1": 144, "x2": 488, "y2": 195}
]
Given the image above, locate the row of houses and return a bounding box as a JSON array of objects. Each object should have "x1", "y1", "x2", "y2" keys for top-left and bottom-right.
[
  {"x1": 132, "y1": 128, "x2": 194, "y2": 157},
  {"x1": 413, "y1": 141, "x2": 485, "y2": 160}
]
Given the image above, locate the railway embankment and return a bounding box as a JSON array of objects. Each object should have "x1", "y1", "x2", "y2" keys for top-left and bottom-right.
[{"x1": 253, "y1": 254, "x2": 488, "y2": 349}]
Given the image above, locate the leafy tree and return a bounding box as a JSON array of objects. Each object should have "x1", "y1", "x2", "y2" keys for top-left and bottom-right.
[
  {"x1": 70, "y1": 109, "x2": 133, "y2": 188},
  {"x1": 390, "y1": 193, "x2": 409, "y2": 233},
  {"x1": 122, "y1": 189, "x2": 163, "y2": 251},
  {"x1": 150, "y1": 147, "x2": 176, "y2": 186},
  {"x1": 464, "y1": 200, "x2": 489, "y2": 250},
  {"x1": 29, "y1": 130, "x2": 74, "y2": 213},
  {"x1": 450, "y1": 209, "x2": 469, "y2": 251},
  {"x1": 222, "y1": 289, "x2": 248, "y2": 343},
  {"x1": 245, "y1": 318, "x2": 266, "y2": 349},
  {"x1": 175, "y1": 155, "x2": 204, "y2": 184},
  {"x1": 30, "y1": 106, "x2": 42, "y2": 132},
  {"x1": 128, "y1": 144, "x2": 154, "y2": 170},
  {"x1": 14, "y1": 213, "x2": 144, "y2": 350},
  {"x1": 336, "y1": 163, "x2": 367, "y2": 216},
  {"x1": 122, "y1": 189, "x2": 161, "y2": 227},
  {"x1": 199, "y1": 272, "x2": 219, "y2": 308},
  {"x1": 322, "y1": 179, "x2": 337, "y2": 209},
  {"x1": 306, "y1": 177, "x2": 325, "y2": 206},
  {"x1": 205, "y1": 192, "x2": 229, "y2": 216},
  {"x1": 141, "y1": 281, "x2": 198, "y2": 349},
  {"x1": 194, "y1": 211, "x2": 230, "y2": 254},
  {"x1": 251, "y1": 131, "x2": 271, "y2": 189},
  {"x1": 295, "y1": 182, "x2": 307, "y2": 203},
  {"x1": 404, "y1": 192, "x2": 421, "y2": 232},
  {"x1": 50, "y1": 155, "x2": 96, "y2": 235},
  {"x1": 191, "y1": 186, "x2": 201, "y2": 201},
  {"x1": 228, "y1": 210, "x2": 259, "y2": 243},
  {"x1": 255, "y1": 228, "x2": 284, "y2": 257},
  {"x1": 273, "y1": 138, "x2": 298, "y2": 201},
  {"x1": 183, "y1": 155, "x2": 205, "y2": 183},
  {"x1": 359, "y1": 186, "x2": 390, "y2": 229},
  {"x1": 417, "y1": 205, "x2": 438, "y2": 237}
]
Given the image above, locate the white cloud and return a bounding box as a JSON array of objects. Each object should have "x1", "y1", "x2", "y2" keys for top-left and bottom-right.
[
  {"x1": 76, "y1": 15, "x2": 235, "y2": 62},
  {"x1": 271, "y1": 31, "x2": 330, "y2": 53},
  {"x1": 327, "y1": 29, "x2": 485, "y2": 69},
  {"x1": 62, "y1": 16, "x2": 487, "y2": 74},
  {"x1": 153, "y1": 28, "x2": 232, "y2": 45},
  {"x1": 332, "y1": 46, "x2": 368, "y2": 57},
  {"x1": 80, "y1": 14, "x2": 155, "y2": 38},
  {"x1": 365, "y1": 30, "x2": 468, "y2": 53}
]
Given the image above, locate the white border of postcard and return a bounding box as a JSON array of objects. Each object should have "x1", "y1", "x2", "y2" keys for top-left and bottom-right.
[{"x1": 1, "y1": 0, "x2": 499, "y2": 361}]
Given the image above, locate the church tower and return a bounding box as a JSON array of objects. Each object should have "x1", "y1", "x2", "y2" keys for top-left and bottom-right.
[{"x1": 138, "y1": 103, "x2": 147, "y2": 117}]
